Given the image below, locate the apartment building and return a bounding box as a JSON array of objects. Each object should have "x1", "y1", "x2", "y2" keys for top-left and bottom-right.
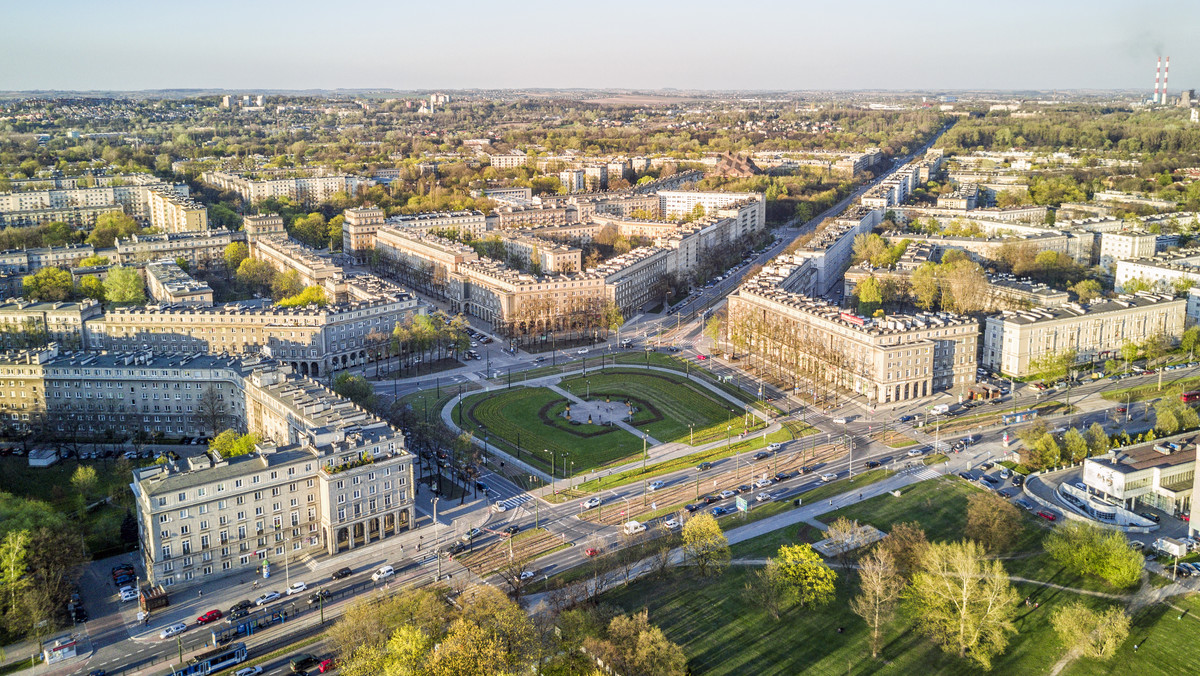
[
  {"x1": 487, "y1": 151, "x2": 527, "y2": 170},
  {"x1": 481, "y1": 187, "x2": 532, "y2": 203},
  {"x1": 251, "y1": 236, "x2": 343, "y2": 289},
  {"x1": 116, "y1": 230, "x2": 245, "y2": 270},
  {"x1": 384, "y1": 210, "x2": 488, "y2": 238},
  {"x1": 450, "y1": 259, "x2": 608, "y2": 331},
  {"x1": 594, "y1": 247, "x2": 670, "y2": 316},
  {"x1": 1115, "y1": 249, "x2": 1200, "y2": 293},
  {"x1": 559, "y1": 170, "x2": 585, "y2": 194},
  {"x1": 656, "y1": 190, "x2": 765, "y2": 224},
  {"x1": 243, "y1": 214, "x2": 287, "y2": 241},
  {"x1": 200, "y1": 171, "x2": 372, "y2": 206},
  {"x1": 583, "y1": 165, "x2": 608, "y2": 191},
  {"x1": 1099, "y1": 231, "x2": 1158, "y2": 272},
  {"x1": 146, "y1": 260, "x2": 214, "y2": 307},
  {"x1": 981, "y1": 292, "x2": 1186, "y2": 377},
  {"x1": 500, "y1": 233, "x2": 582, "y2": 274},
  {"x1": 0, "y1": 178, "x2": 205, "y2": 232},
  {"x1": 0, "y1": 244, "x2": 96, "y2": 275},
  {"x1": 341, "y1": 207, "x2": 386, "y2": 265},
  {"x1": 145, "y1": 188, "x2": 209, "y2": 233},
  {"x1": 112, "y1": 355, "x2": 416, "y2": 589},
  {"x1": 489, "y1": 204, "x2": 572, "y2": 229},
  {"x1": 728, "y1": 278, "x2": 979, "y2": 405},
  {"x1": 0, "y1": 299, "x2": 103, "y2": 350},
  {"x1": 936, "y1": 184, "x2": 980, "y2": 210}
]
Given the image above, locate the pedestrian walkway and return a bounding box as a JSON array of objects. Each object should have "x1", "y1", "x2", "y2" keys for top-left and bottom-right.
[{"x1": 492, "y1": 493, "x2": 532, "y2": 513}]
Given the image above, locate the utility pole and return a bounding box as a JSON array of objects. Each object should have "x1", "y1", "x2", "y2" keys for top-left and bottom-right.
[{"x1": 434, "y1": 497, "x2": 441, "y2": 582}]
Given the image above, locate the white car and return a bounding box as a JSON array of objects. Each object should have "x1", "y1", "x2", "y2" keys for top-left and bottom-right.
[
  {"x1": 254, "y1": 591, "x2": 280, "y2": 606},
  {"x1": 755, "y1": 492, "x2": 772, "y2": 502},
  {"x1": 719, "y1": 489, "x2": 737, "y2": 499},
  {"x1": 907, "y1": 448, "x2": 924, "y2": 457},
  {"x1": 820, "y1": 473, "x2": 837, "y2": 482},
  {"x1": 518, "y1": 571, "x2": 535, "y2": 581},
  {"x1": 582, "y1": 497, "x2": 602, "y2": 509},
  {"x1": 119, "y1": 588, "x2": 138, "y2": 603},
  {"x1": 371, "y1": 565, "x2": 395, "y2": 582},
  {"x1": 663, "y1": 519, "x2": 681, "y2": 529},
  {"x1": 832, "y1": 417, "x2": 848, "y2": 424},
  {"x1": 285, "y1": 581, "x2": 308, "y2": 596},
  {"x1": 754, "y1": 478, "x2": 773, "y2": 489},
  {"x1": 577, "y1": 347, "x2": 589, "y2": 355},
  {"x1": 647, "y1": 480, "x2": 665, "y2": 491},
  {"x1": 235, "y1": 667, "x2": 264, "y2": 676},
  {"x1": 767, "y1": 442, "x2": 781, "y2": 451},
  {"x1": 159, "y1": 621, "x2": 187, "y2": 639}
]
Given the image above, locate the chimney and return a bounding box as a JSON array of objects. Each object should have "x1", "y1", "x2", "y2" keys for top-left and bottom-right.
[
  {"x1": 1163, "y1": 56, "x2": 1170, "y2": 105},
  {"x1": 1155, "y1": 57, "x2": 1162, "y2": 104}
]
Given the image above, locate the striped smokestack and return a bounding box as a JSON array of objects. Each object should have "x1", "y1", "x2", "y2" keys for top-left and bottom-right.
[
  {"x1": 1155, "y1": 57, "x2": 1162, "y2": 104},
  {"x1": 1164, "y1": 56, "x2": 1170, "y2": 104}
]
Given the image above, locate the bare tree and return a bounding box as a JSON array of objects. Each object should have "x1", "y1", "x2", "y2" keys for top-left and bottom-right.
[
  {"x1": 850, "y1": 547, "x2": 905, "y2": 658},
  {"x1": 495, "y1": 555, "x2": 536, "y2": 601},
  {"x1": 197, "y1": 387, "x2": 227, "y2": 437}
]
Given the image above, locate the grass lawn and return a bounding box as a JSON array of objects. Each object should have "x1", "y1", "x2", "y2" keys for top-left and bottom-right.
[
  {"x1": 1101, "y1": 376, "x2": 1199, "y2": 403},
  {"x1": 560, "y1": 369, "x2": 751, "y2": 445},
  {"x1": 923, "y1": 452, "x2": 949, "y2": 465},
  {"x1": 458, "y1": 386, "x2": 642, "y2": 474},
  {"x1": 602, "y1": 565, "x2": 1107, "y2": 675},
  {"x1": 397, "y1": 382, "x2": 481, "y2": 424},
  {"x1": 934, "y1": 400, "x2": 1071, "y2": 435},
  {"x1": 1062, "y1": 594, "x2": 1200, "y2": 676}
]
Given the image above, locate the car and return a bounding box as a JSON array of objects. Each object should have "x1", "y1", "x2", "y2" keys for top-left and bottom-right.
[
  {"x1": 372, "y1": 565, "x2": 396, "y2": 582},
  {"x1": 114, "y1": 574, "x2": 135, "y2": 587},
  {"x1": 1116, "y1": 406, "x2": 1127, "y2": 413},
  {"x1": 665, "y1": 345, "x2": 682, "y2": 352},
  {"x1": 518, "y1": 571, "x2": 535, "y2": 581},
  {"x1": 331, "y1": 567, "x2": 353, "y2": 581},
  {"x1": 719, "y1": 489, "x2": 737, "y2": 499},
  {"x1": 226, "y1": 608, "x2": 250, "y2": 623},
  {"x1": 1182, "y1": 512, "x2": 1191, "y2": 522},
  {"x1": 533, "y1": 356, "x2": 546, "y2": 363},
  {"x1": 307, "y1": 589, "x2": 331, "y2": 605},
  {"x1": 958, "y1": 472, "x2": 973, "y2": 480},
  {"x1": 698, "y1": 462, "x2": 713, "y2": 470},
  {"x1": 711, "y1": 506, "x2": 730, "y2": 517},
  {"x1": 1037, "y1": 511, "x2": 1057, "y2": 522},
  {"x1": 503, "y1": 525, "x2": 521, "y2": 535},
  {"x1": 865, "y1": 460, "x2": 881, "y2": 469},
  {"x1": 684, "y1": 503, "x2": 701, "y2": 512},
  {"x1": 907, "y1": 448, "x2": 923, "y2": 457},
  {"x1": 1140, "y1": 512, "x2": 1161, "y2": 523},
  {"x1": 980, "y1": 461, "x2": 995, "y2": 470},
  {"x1": 755, "y1": 492, "x2": 772, "y2": 503},
  {"x1": 695, "y1": 354, "x2": 708, "y2": 361},
  {"x1": 832, "y1": 417, "x2": 848, "y2": 424},
  {"x1": 119, "y1": 588, "x2": 138, "y2": 603},
  {"x1": 753, "y1": 451, "x2": 771, "y2": 461},
  {"x1": 773, "y1": 472, "x2": 791, "y2": 482},
  {"x1": 255, "y1": 591, "x2": 281, "y2": 605},
  {"x1": 766, "y1": 442, "x2": 782, "y2": 451},
  {"x1": 703, "y1": 494, "x2": 721, "y2": 504},
  {"x1": 1016, "y1": 499, "x2": 1036, "y2": 511},
  {"x1": 461, "y1": 527, "x2": 482, "y2": 542},
  {"x1": 736, "y1": 484, "x2": 752, "y2": 493},
  {"x1": 820, "y1": 473, "x2": 837, "y2": 482},
  {"x1": 898, "y1": 414, "x2": 915, "y2": 423},
  {"x1": 647, "y1": 480, "x2": 665, "y2": 491},
  {"x1": 1011, "y1": 473, "x2": 1025, "y2": 486},
  {"x1": 286, "y1": 582, "x2": 308, "y2": 596},
  {"x1": 664, "y1": 519, "x2": 681, "y2": 529},
  {"x1": 1073, "y1": 482, "x2": 1087, "y2": 492},
  {"x1": 234, "y1": 668, "x2": 263, "y2": 676},
  {"x1": 577, "y1": 348, "x2": 589, "y2": 355},
  {"x1": 582, "y1": 497, "x2": 602, "y2": 509},
  {"x1": 584, "y1": 548, "x2": 600, "y2": 557},
  {"x1": 197, "y1": 609, "x2": 223, "y2": 624},
  {"x1": 290, "y1": 654, "x2": 321, "y2": 673},
  {"x1": 159, "y1": 622, "x2": 187, "y2": 639},
  {"x1": 228, "y1": 599, "x2": 253, "y2": 615},
  {"x1": 754, "y1": 478, "x2": 772, "y2": 489},
  {"x1": 88, "y1": 671, "x2": 106, "y2": 676}
]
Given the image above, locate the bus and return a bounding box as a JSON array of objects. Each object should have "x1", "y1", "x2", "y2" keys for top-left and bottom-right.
[
  {"x1": 1181, "y1": 391, "x2": 1200, "y2": 403},
  {"x1": 175, "y1": 642, "x2": 247, "y2": 675}
]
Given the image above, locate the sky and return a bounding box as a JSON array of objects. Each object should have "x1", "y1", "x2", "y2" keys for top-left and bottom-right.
[{"x1": 1, "y1": 0, "x2": 1198, "y2": 93}]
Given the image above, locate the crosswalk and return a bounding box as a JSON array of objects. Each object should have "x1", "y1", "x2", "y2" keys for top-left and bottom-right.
[
  {"x1": 904, "y1": 466, "x2": 942, "y2": 482},
  {"x1": 491, "y1": 493, "x2": 532, "y2": 513}
]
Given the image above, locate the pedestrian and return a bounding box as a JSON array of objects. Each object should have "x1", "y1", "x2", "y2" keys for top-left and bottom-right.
[
  {"x1": 829, "y1": 499, "x2": 833, "y2": 506},
  {"x1": 198, "y1": 589, "x2": 202, "y2": 598}
]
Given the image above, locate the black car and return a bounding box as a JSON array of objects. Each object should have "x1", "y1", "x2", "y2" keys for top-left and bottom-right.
[
  {"x1": 503, "y1": 525, "x2": 521, "y2": 535},
  {"x1": 307, "y1": 589, "x2": 331, "y2": 605},
  {"x1": 684, "y1": 503, "x2": 701, "y2": 513},
  {"x1": 72, "y1": 608, "x2": 88, "y2": 623},
  {"x1": 225, "y1": 608, "x2": 250, "y2": 623},
  {"x1": 1011, "y1": 474, "x2": 1024, "y2": 486},
  {"x1": 698, "y1": 462, "x2": 713, "y2": 471},
  {"x1": 799, "y1": 466, "x2": 815, "y2": 474},
  {"x1": 753, "y1": 452, "x2": 770, "y2": 461},
  {"x1": 774, "y1": 472, "x2": 791, "y2": 482},
  {"x1": 864, "y1": 460, "x2": 881, "y2": 469},
  {"x1": 703, "y1": 494, "x2": 721, "y2": 504},
  {"x1": 331, "y1": 567, "x2": 353, "y2": 581},
  {"x1": 1140, "y1": 512, "x2": 1161, "y2": 523},
  {"x1": 958, "y1": 472, "x2": 972, "y2": 480},
  {"x1": 228, "y1": 599, "x2": 253, "y2": 614},
  {"x1": 737, "y1": 484, "x2": 752, "y2": 493}
]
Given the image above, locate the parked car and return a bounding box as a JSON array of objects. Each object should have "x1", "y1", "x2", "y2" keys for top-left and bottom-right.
[
  {"x1": 119, "y1": 588, "x2": 138, "y2": 603},
  {"x1": 1016, "y1": 499, "x2": 1036, "y2": 511},
  {"x1": 1037, "y1": 511, "x2": 1058, "y2": 522},
  {"x1": 371, "y1": 566, "x2": 395, "y2": 582},
  {"x1": 255, "y1": 591, "x2": 281, "y2": 606},
  {"x1": 1140, "y1": 512, "x2": 1161, "y2": 523},
  {"x1": 331, "y1": 567, "x2": 353, "y2": 581},
  {"x1": 197, "y1": 609, "x2": 223, "y2": 624},
  {"x1": 664, "y1": 519, "x2": 681, "y2": 529}
]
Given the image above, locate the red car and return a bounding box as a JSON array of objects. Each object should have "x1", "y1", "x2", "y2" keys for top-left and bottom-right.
[
  {"x1": 1115, "y1": 407, "x2": 1127, "y2": 413},
  {"x1": 1181, "y1": 512, "x2": 1191, "y2": 522},
  {"x1": 1037, "y1": 511, "x2": 1057, "y2": 522},
  {"x1": 695, "y1": 354, "x2": 708, "y2": 361},
  {"x1": 318, "y1": 659, "x2": 336, "y2": 673},
  {"x1": 196, "y1": 609, "x2": 222, "y2": 624},
  {"x1": 584, "y1": 548, "x2": 599, "y2": 557}
]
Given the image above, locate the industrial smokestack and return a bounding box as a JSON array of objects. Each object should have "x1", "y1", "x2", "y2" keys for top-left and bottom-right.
[
  {"x1": 1155, "y1": 57, "x2": 1162, "y2": 104},
  {"x1": 1164, "y1": 56, "x2": 1170, "y2": 105}
]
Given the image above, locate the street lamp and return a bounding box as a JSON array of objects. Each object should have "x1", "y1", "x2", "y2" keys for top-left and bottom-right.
[
  {"x1": 433, "y1": 497, "x2": 441, "y2": 582},
  {"x1": 543, "y1": 448, "x2": 555, "y2": 479},
  {"x1": 642, "y1": 433, "x2": 648, "y2": 472}
]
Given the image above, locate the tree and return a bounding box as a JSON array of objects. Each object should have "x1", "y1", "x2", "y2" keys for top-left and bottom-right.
[
  {"x1": 681, "y1": 512, "x2": 729, "y2": 577},
  {"x1": 910, "y1": 262, "x2": 940, "y2": 310},
  {"x1": 0, "y1": 530, "x2": 30, "y2": 617},
  {"x1": 236, "y1": 258, "x2": 275, "y2": 293},
  {"x1": 290, "y1": 212, "x2": 329, "y2": 249},
  {"x1": 1086, "y1": 423, "x2": 1110, "y2": 456},
  {"x1": 22, "y1": 268, "x2": 72, "y2": 302},
  {"x1": 197, "y1": 387, "x2": 227, "y2": 436},
  {"x1": 333, "y1": 373, "x2": 375, "y2": 407},
  {"x1": 856, "y1": 276, "x2": 883, "y2": 316},
  {"x1": 103, "y1": 266, "x2": 146, "y2": 305},
  {"x1": 824, "y1": 516, "x2": 863, "y2": 565},
  {"x1": 208, "y1": 429, "x2": 259, "y2": 459},
  {"x1": 879, "y1": 521, "x2": 929, "y2": 581},
  {"x1": 70, "y1": 465, "x2": 98, "y2": 508},
  {"x1": 850, "y1": 547, "x2": 904, "y2": 659},
  {"x1": 78, "y1": 255, "x2": 109, "y2": 267},
  {"x1": 1030, "y1": 348, "x2": 1076, "y2": 384},
  {"x1": 1051, "y1": 602, "x2": 1130, "y2": 660},
  {"x1": 85, "y1": 212, "x2": 142, "y2": 248},
  {"x1": 586, "y1": 609, "x2": 688, "y2": 676},
  {"x1": 270, "y1": 269, "x2": 304, "y2": 300},
  {"x1": 1044, "y1": 521, "x2": 1142, "y2": 588},
  {"x1": 1120, "y1": 341, "x2": 1140, "y2": 372},
  {"x1": 774, "y1": 543, "x2": 837, "y2": 608},
  {"x1": 906, "y1": 540, "x2": 1019, "y2": 670},
  {"x1": 224, "y1": 241, "x2": 250, "y2": 270},
  {"x1": 1183, "y1": 326, "x2": 1200, "y2": 360},
  {"x1": 744, "y1": 558, "x2": 786, "y2": 620},
  {"x1": 704, "y1": 315, "x2": 723, "y2": 353},
  {"x1": 852, "y1": 233, "x2": 888, "y2": 265},
  {"x1": 277, "y1": 286, "x2": 327, "y2": 308},
  {"x1": 965, "y1": 492, "x2": 1021, "y2": 553},
  {"x1": 76, "y1": 275, "x2": 105, "y2": 302},
  {"x1": 1063, "y1": 428, "x2": 1089, "y2": 463}
]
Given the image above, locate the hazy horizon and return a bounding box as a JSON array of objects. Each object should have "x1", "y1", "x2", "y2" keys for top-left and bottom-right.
[{"x1": 1, "y1": 0, "x2": 1197, "y2": 93}]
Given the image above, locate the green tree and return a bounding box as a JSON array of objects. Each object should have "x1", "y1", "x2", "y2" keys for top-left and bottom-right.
[
  {"x1": 1044, "y1": 521, "x2": 1142, "y2": 588},
  {"x1": 1182, "y1": 326, "x2": 1200, "y2": 360},
  {"x1": 103, "y1": 266, "x2": 146, "y2": 305},
  {"x1": 910, "y1": 262, "x2": 940, "y2": 310},
  {"x1": 0, "y1": 530, "x2": 30, "y2": 617},
  {"x1": 76, "y1": 275, "x2": 105, "y2": 302},
  {"x1": 328, "y1": 214, "x2": 345, "y2": 251},
  {"x1": 856, "y1": 276, "x2": 884, "y2": 316},
  {"x1": 86, "y1": 212, "x2": 142, "y2": 248},
  {"x1": 906, "y1": 540, "x2": 1019, "y2": 670},
  {"x1": 1063, "y1": 428, "x2": 1089, "y2": 462},
  {"x1": 22, "y1": 268, "x2": 72, "y2": 301},
  {"x1": 70, "y1": 465, "x2": 98, "y2": 508},
  {"x1": 236, "y1": 258, "x2": 276, "y2": 293},
  {"x1": 1121, "y1": 277, "x2": 1153, "y2": 294},
  {"x1": 333, "y1": 373, "x2": 375, "y2": 407},
  {"x1": 77, "y1": 255, "x2": 109, "y2": 267},
  {"x1": 1120, "y1": 341, "x2": 1140, "y2": 372},
  {"x1": 965, "y1": 492, "x2": 1021, "y2": 553},
  {"x1": 1051, "y1": 602, "x2": 1130, "y2": 660},
  {"x1": 1029, "y1": 349, "x2": 1076, "y2": 384},
  {"x1": 223, "y1": 241, "x2": 249, "y2": 270},
  {"x1": 1071, "y1": 279, "x2": 1102, "y2": 303},
  {"x1": 277, "y1": 286, "x2": 327, "y2": 308},
  {"x1": 270, "y1": 269, "x2": 304, "y2": 300},
  {"x1": 290, "y1": 212, "x2": 329, "y2": 249},
  {"x1": 681, "y1": 512, "x2": 729, "y2": 577},
  {"x1": 1086, "y1": 423, "x2": 1110, "y2": 455},
  {"x1": 774, "y1": 543, "x2": 837, "y2": 608}
]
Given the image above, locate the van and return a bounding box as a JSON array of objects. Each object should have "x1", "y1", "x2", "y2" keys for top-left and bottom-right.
[
  {"x1": 371, "y1": 565, "x2": 395, "y2": 582},
  {"x1": 159, "y1": 622, "x2": 187, "y2": 639},
  {"x1": 622, "y1": 521, "x2": 646, "y2": 535},
  {"x1": 290, "y1": 654, "x2": 320, "y2": 673}
]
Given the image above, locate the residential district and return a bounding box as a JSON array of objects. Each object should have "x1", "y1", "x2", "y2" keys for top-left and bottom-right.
[{"x1": 2, "y1": 85, "x2": 1200, "y2": 676}]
